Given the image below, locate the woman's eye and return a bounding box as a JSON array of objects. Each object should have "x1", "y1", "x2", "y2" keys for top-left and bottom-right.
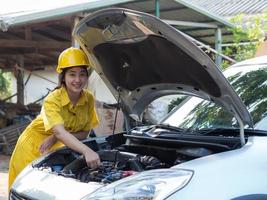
[
  {"x1": 67, "y1": 73, "x2": 76, "y2": 78},
  {"x1": 80, "y1": 73, "x2": 87, "y2": 77}
]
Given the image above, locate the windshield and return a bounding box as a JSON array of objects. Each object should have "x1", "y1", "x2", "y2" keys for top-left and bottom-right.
[{"x1": 163, "y1": 64, "x2": 267, "y2": 131}]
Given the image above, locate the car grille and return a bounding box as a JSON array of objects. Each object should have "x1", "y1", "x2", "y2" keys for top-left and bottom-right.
[{"x1": 9, "y1": 190, "x2": 34, "y2": 200}]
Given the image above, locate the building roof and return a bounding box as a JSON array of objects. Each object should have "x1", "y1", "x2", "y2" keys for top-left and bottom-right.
[
  {"x1": 0, "y1": 0, "x2": 236, "y2": 71},
  {"x1": 187, "y1": 0, "x2": 267, "y2": 17}
]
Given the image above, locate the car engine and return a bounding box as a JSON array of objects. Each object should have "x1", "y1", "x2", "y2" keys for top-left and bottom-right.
[
  {"x1": 37, "y1": 149, "x2": 171, "y2": 184},
  {"x1": 35, "y1": 128, "x2": 240, "y2": 184}
]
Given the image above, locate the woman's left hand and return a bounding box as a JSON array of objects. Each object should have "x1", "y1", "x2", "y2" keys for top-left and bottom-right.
[
  {"x1": 39, "y1": 135, "x2": 57, "y2": 154},
  {"x1": 84, "y1": 149, "x2": 101, "y2": 169}
]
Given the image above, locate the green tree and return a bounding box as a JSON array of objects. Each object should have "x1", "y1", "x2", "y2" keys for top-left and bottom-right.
[
  {"x1": 168, "y1": 95, "x2": 186, "y2": 112},
  {"x1": 0, "y1": 70, "x2": 11, "y2": 99},
  {"x1": 222, "y1": 12, "x2": 267, "y2": 69},
  {"x1": 167, "y1": 12, "x2": 267, "y2": 111}
]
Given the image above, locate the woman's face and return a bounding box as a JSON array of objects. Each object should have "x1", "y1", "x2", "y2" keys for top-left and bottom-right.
[{"x1": 64, "y1": 67, "x2": 88, "y2": 95}]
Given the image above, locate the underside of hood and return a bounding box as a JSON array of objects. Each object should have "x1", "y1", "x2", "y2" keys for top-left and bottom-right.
[
  {"x1": 73, "y1": 8, "x2": 253, "y2": 128},
  {"x1": 93, "y1": 34, "x2": 219, "y2": 96}
]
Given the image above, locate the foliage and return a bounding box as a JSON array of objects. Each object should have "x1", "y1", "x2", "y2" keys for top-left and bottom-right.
[
  {"x1": 168, "y1": 95, "x2": 186, "y2": 112},
  {"x1": 228, "y1": 69, "x2": 267, "y2": 124},
  {"x1": 0, "y1": 70, "x2": 11, "y2": 99},
  {"x1": 222, "y1": 12, "x2": 267, "y2": 69},
  {"x1": 168, "y1": 12, "x2": 267, "y2": 112}
]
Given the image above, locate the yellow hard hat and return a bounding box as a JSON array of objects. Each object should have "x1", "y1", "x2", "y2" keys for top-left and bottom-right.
[{"x1": 56, "y1": 47, "x2": 90, "y2": 73}]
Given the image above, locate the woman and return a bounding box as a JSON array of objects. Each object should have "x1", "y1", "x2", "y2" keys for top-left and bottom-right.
[{"x1": 8, "y1": 47, "x2": 100, "y2": 190}]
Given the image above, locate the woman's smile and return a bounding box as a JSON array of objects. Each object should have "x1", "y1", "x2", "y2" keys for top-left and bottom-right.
[{"x1": 65, "y1": 67, "x2": 88, "y2": 94}]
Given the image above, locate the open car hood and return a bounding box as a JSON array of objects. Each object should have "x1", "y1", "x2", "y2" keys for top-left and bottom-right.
[{"x1": 73, "y1": 8, "x2": 253, "y2": 127}]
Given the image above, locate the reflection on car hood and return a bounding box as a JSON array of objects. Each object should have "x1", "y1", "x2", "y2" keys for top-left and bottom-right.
[{"x1": 73, "y1": 8, "x2": 253, "y2": 127}]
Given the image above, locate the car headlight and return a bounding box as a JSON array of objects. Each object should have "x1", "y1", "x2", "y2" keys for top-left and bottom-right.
[{"x1": 82, "y1": 169, "x2": 193, "y2": 200}]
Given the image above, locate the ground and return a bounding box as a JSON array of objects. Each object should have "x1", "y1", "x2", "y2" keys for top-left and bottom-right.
[{"x1": 0, "y1": 154, "x2": 10, "y2": 200}]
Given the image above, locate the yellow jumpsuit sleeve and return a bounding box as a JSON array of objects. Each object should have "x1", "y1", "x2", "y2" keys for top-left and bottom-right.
[
  {"x1": 84, "y1": 106, "x2": 99, "y2": 131},
  {"x1": 83, "y1": 93, "x2": 99, "y2": 131},
  {"x1": 41, "y1": 98, "x2": 64, "y2": 132}
]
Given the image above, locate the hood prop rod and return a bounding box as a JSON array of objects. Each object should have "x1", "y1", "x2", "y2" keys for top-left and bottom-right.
[
  {"x1": 235, "y1": 114, "x2": 245, "y2": 146},
  {"x1": 112, "y1": 87, "x2": 121, "y2": 136}
]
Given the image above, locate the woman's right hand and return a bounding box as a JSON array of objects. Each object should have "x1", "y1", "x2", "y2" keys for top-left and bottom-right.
[
  {"x1": 83, "y1": 149, "x2": 101, "y2": 169},
  {"x1": 39, "y1": 135, "x2": 57, "y2": 154},
  {"x1": 52, "y1": 125, "x2": 101, "y2": 168}
]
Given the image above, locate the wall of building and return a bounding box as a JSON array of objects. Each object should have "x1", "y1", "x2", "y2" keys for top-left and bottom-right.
[{"x1": 11, "y1": 67, "x2": 58, "y2": 105}]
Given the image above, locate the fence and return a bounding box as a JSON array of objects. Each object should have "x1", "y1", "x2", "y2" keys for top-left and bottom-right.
[{"x1": 0, "y1": 122, "x2": 30, "y2": 155}]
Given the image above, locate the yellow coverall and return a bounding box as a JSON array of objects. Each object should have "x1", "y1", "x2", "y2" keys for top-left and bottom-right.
[{"x1": 8, "y1": 87, "x2": 99, "y2": 190}]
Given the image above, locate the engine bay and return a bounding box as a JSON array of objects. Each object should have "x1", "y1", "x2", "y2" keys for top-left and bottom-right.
[
  {"x1": 41, "y1": 150, "x2": 170, "y2": 184},
  {"x1": 34, "y1": 127, "x2": 242, "y2": 184}
]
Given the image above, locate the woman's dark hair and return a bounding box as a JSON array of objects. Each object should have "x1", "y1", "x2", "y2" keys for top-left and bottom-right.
[{"x1": 54, "y1": 66, "x2": 89, "y2": 90}]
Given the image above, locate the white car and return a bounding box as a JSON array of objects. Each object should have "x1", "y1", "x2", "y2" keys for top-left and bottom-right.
[{"x1": 10, "y1": 8, "x2": 267, "y2": 200}]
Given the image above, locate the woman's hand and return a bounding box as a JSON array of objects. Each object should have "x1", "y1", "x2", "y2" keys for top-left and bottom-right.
[
  {"x1": 52, "y1": 125, "x2": 101, "y2": 168},
  {"x1": 83, "y1": 149, "x2": 101, "y2": 169},
  {"x1": 39, "y1": 135, "x2": 57, "y2": 154}
]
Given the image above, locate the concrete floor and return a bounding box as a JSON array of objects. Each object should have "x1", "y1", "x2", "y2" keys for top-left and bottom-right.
[{"x1": 0, "y1": 154, "x2": 10, "y2": 200}]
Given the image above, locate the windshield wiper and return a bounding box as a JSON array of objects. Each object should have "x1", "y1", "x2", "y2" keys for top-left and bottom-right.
[
  {"x1": 131, "y1": 124, "x2": 186, "y2": 138},
  {"x1": 195, "y1": 128, "x2": 240, "y2": 136},
  {"x1": 154, "y1": 123, "x2": 186, "y2": 133}
]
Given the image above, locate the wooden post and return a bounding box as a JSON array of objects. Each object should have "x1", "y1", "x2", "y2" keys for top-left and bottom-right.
[
  {"x1": 25, "y1": 26, "x2": 32, "y2": 40},
  {"x1": 16, "y1": 55, "x2": 24, "y2": 105},
  {"x1": 71, "y1": 16, "x2": 81, "y2": 48}
]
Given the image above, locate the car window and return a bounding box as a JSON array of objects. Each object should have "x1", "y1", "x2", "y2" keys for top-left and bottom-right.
[
  {"x1": 227, "y1": 65, "x2": 267, "y2": 130},
  {"x1": 142, "y1": 95, "x2": 186, "y2": 124},
  {"x1": 162, "y1": 64, "x2": 267, "y2": 131},
  {"x1": 163, "y1": 96, "x2": 236, "y2": 130}
]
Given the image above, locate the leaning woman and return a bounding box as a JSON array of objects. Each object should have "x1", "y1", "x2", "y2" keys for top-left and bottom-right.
[{"x1": 8, "y1": 47, "x2": 100, "y2": 190}]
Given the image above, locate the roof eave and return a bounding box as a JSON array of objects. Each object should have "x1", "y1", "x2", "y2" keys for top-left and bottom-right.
[
  {"x1": 0, "y1": 0, "x2": 141, "y2": 32},
  {"x1": 174, "y1": 0, "x2": 236, "y2": 29}
]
